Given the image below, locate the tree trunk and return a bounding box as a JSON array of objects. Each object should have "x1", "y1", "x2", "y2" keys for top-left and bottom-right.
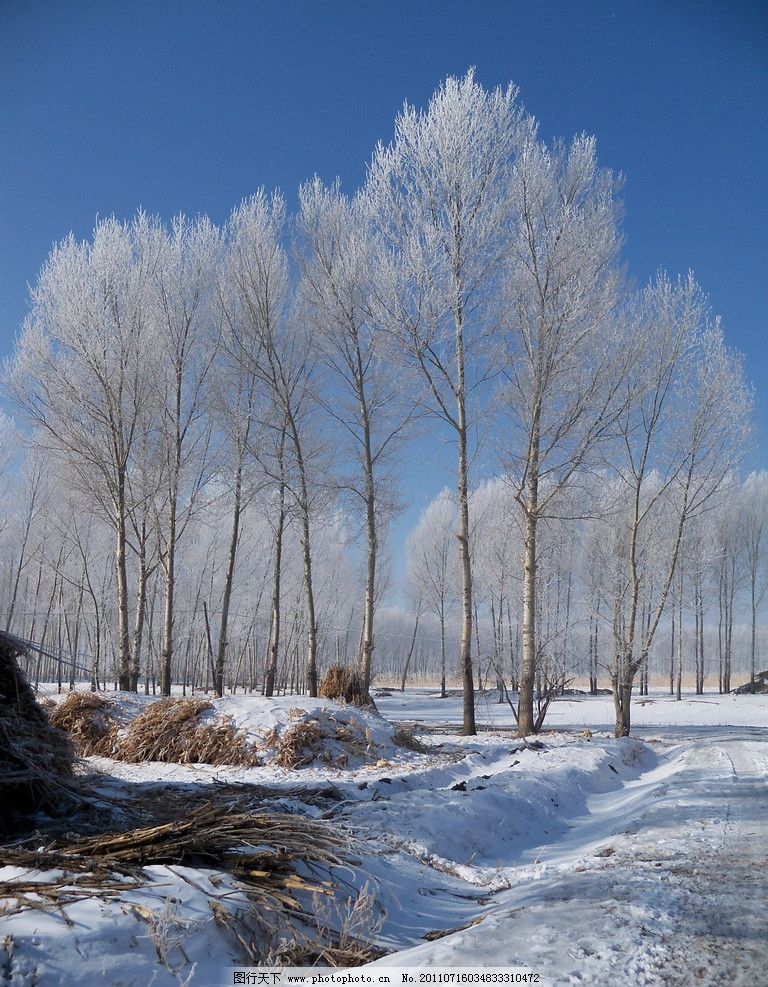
[
  {"x1": 456, "y1": 404, "x2": 476, "y2": 735},
  {"x1": 751, "y1": 581, "x2": 757, "y2": 688},
  {"x1": 215, "y1": 455, "x2": 244, "y2": 697},
  {"x1": 400, "y1": 609, "x2": 421, "y2": 692},
  {"x1": 439, "y1": 603, "x2": 446, "y2": 698},
  {"x1": 115, "y1": 477, "x2": 132, "y2": 691},
  {"x1": 518, "y1": 505, "x2": 539, "y2": 735},
  {"x1": 130, "y1": 528, "x2": 148, "y2": 693},
  {"x1": 613, "y1": 668, "x2": 632, "y2": 737},
  {"x1": 160, "y1": 499, "x2": 177, "y2": 697},
  {"x1": 676, "y1": 590, "x2": 683, "y2": 702},
  {"x1": 287, "y1": 415, "x2": 318, "y2": 697},
  {"x1": 263, "y1": 492, "x2": 286, "y2": 698},
  {"x1": 357, "y1": 353, "x2": 377, "y2": 694}
]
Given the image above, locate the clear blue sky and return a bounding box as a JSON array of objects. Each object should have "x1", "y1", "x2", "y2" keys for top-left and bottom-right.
[{"x1": 2, "y1": 0, "x2": 767, "y2": 517}]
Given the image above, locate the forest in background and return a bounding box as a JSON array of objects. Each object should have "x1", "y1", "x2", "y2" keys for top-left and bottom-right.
[{"x1": 0, "y1": 72, "x2": 758, "y2": 737}]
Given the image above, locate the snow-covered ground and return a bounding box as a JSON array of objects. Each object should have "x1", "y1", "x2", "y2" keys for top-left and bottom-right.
[
  {"x1": 377, "y1": 685, "x2": 768, "y2": 731},
  {"x1": 1, "y1": 688, "x2": 766, "y2": 986}
]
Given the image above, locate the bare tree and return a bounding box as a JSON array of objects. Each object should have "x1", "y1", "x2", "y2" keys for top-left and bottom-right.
[
  {"x1": 7, "y1": 216, "x2": 161, "y2": 689},
  {"x1": 367, "y1": 70, "x2": 528, "y2": 734},
  {"x1": 406, "y1": 489, "x2": 457, "y2": 697},
  {"x1": 610, "y1": 274, "x2": 751, "y2": 736},
  {"x1": 499, "y1": 132, "x2": 627, "y2": 736},
  {"x1": 298, "y1": 178, "x2": 412, "y2": 691},
  {"x1": 224, "y1": 192, "x2": 324, "y2": 696},
  {"x1": 740, "y1": 471, "x2": 768, "y2": 687},
  {"x1": 152, "y1": 215, "x2": 219, "y2": 695}
]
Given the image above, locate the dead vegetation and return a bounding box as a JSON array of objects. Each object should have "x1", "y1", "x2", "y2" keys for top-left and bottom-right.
[
  {"x1": 0, "y1": 797, "x2": 344, "y2": 907},
  {"x1": 271, "y1": 720, "x2": 328, "y2": 769},
  {"x1": 117, "y1": 698, "x2": 261, "y2": 767},
  {"x1": 50, "y1": 695, "x2": 261, "y2": 767},
  {"x1": 264, "y1": 708, "x2": 379, "y2": 770},
  {"x1": 49, "y1": 691, "x2": 121, "y2": 757},
  {"x1": 45, "y1": 691, "x2": 399, "y2": 771},
  {"x1": 0, "y1": 633, "x2": 76, "y2": 833},
  {"x1": 0, "y1": 795, "x2": 383, "y2": 966},
  {"x1": 319, "y1": 665, "x2": 374, "y2": 707},
  {"x1": 392, "y1": 726, "x2": 430, "y2": 753}
]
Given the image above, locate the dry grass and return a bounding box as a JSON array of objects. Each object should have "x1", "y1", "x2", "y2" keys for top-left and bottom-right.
[
  {"x1": 50, "y1": 692, "x2": 121, "y2": 757},
  {"x1": 0, "y1": 796, "x2": 383, "y2": 966},
  {"x1": 0, "y1": 634, "x2": 75, "y2": 833},
  {"x1": 266, "y1": 711, "x2": 377, "y2": 770},
  {"x1": 392, "y1": 726, "x2": 429, "y2": 753},
  {"x1": 319, "y1": 665, "x2": 373, "y2": 707},
  {"x1": 267, "y1": 883, "x2": 386, "y2": 967},
  {"x1": 0, "y1": 799, "x2": 345, "y2": 907},
  {"x1": 116, "y1": 698, "x2": 260, "y2": 767},
  {"x1": 272, "y1": 721, "x2": 328, "y2": 769}
]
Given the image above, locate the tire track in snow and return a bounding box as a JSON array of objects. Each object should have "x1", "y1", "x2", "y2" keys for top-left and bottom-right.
[{"x1": 371, "y1": 733, "x2": 768, "y2": 987}]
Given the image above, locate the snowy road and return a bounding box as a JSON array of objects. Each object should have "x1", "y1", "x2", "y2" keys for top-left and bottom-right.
[
  {"x1": 371, "y1": 730, "x2": 768, "y2": 986},
  {"x1": 3, "y1": 692, "x2": 766, "y2": 986}
]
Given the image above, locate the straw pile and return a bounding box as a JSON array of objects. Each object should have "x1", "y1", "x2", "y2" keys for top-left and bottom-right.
[
  {"x1": 48, "y1": 695, "x2": 261, "y2": 766},
  {"x1": 49, "y1": 692, "x2": 121, "y2": 756},
  {"x1": 272, "y1": 720, "x2": 328, "y2": 769},
  {"x1": 318, "y1": 665, "x2": 374, "y2": 707},
  {"x1": 116, "y1": 698, "x2": 260, "y2": 766},
  {"x1": 267, "y1": 708, "x2": 378, "y2": 770},
  {"x1": 392, "y1": 726, "x2": 430, "y2": 753},
  {"x1": 0, "y1": 797, "x2": 380, "y2": 964},
  {"x1": 0, "y1": 633, "x2": 75, "y2": 833}
]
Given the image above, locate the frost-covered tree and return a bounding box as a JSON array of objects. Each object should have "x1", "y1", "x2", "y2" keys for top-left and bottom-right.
[
  {"x1": 7, "y1": 215, "x2": 161, "y2": 688},
  {"x1": 224, "y1": 192, "x2": 326, "y2": 696},
  {"x1": 739, "y1": 471, "x2": 768, "y2": 687},
  {"x1": 610, "y1": 274, "x2": 751, "y2": 735},
  {"x1": 499, "y1": 132, "x2": 628, "y2": 736},
  {"x1": 298, "y1": 178, "x2": 411, "y2": 691},
  {"x1": 152, "y1": 215, "x2": 220, "y2": 696},
  {"x1": 406, "y1": 489, "x2": 457, "y2": 697},
  {"x1": 367, "y1": 69, "x2": 529, "y2": 734}
]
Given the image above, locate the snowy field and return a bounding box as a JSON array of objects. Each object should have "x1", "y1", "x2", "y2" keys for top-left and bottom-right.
[{"x1": 1, "y1": 687, "x2": 766, "y2": 986}]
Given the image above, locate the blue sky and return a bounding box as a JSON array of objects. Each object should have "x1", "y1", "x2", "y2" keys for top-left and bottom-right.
[{"x1": 2, "y1": 0, "x2": 767, "y2": 539}]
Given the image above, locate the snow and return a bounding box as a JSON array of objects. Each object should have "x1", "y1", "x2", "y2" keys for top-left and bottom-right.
[
  {"x1": 2, "y1": 688, "x2": 767, "y2": 985},
  {"x1": 369, "y1": 734, "x2": 768, "y2": 986},
  {"x1": 375, "y1": 686, "x2": 768, "y2": 731}
]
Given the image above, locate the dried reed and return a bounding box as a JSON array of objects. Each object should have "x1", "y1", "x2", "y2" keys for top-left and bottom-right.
[
  {"x1": 50, "y1": 692, "x2": 121, "y2": 757},
  {"x1": 318, "y1": 666, "x2": 374, "y2": 707},
  {"x1": 115, "y1": 698, "x2": 260, "y2": 767},
  {"x1": 0, "y1": 633, "x2": 75, "y2": 832}
]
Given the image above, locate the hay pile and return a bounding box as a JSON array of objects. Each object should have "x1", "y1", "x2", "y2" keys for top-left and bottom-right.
[
  {"x1": 318, "y1": 665, "x2": 374, "y2": 707},
  {"x1": 117, "y1": 698, "x2": 260, "y2": 767},
  {"x1": 49, "y1": 695, "x2": 261, "y2": 767},
  {"x1": 0, "y1": 633, "x2": 75, "y2": 832},
  {"x1": 50, "y1": 692, "x2": 120, "y2": 756},
  {"x1": 392, "y1": 726, "x2": 430, "y2": 753},
  {"x1": 734, "y1": 671, "x2": 768, "y2": 694},
  {"x1": 265, "y1": 707, "x2": 378, "y2": 770}
]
